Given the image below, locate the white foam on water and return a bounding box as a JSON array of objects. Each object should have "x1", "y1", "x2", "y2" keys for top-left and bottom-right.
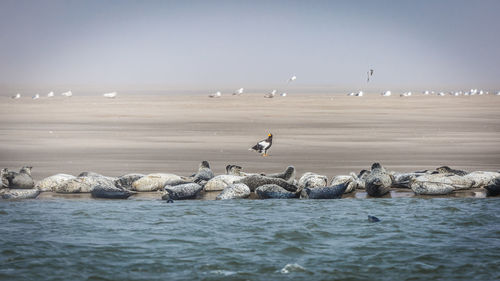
[{"x1": 209, "y1": 270, "x2": 237, "y2": 276}]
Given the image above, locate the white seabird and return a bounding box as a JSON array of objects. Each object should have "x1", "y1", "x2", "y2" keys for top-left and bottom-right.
[
  {"x1": 280, "y1": 92, "x2": 287, "y2": 97},
  {"x1": 61, "y1": 91, "x2": 73, "y2": 97},
  {"x1": 233, "y1": 88, "x2": 244, "y2": 95},
  {"x1": 103, "y1": 92, "x2": 117, "y2": 98},
  {"x1": 47, "y1": 91, "x2": 54, "y2": 97},
  {"x1": 264, "y1": 90, "x2": 276, "y2": 98},
  {"x1": 12, "y1": 93, "x2": 21, "y2": 99},
  {"x1": 287, "y1": 76, "x2": 297, "y2": 83},
  {"x1": 356, "y1": 91, "x2": 364, "y2": 97},
  {"x1": 32, "y1": 94, "x2": 40, "y2": 99},
  {"x1": 208, "y1": 91, "x2": 222, "y2": 98},
  {"x1": 381, "y1": 90, "x2": 391, "y2": 97}
]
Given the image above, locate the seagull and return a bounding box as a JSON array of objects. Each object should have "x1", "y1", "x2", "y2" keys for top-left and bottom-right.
[
  {"x1": 232, "y1": 88, "x2": 244, "y2": 95},
  {"x1": 208, "y1": 91, "x2": 222, "y2": 98},
  {"x1": 47, "y1": 91, "x2": 54, "y2": 97},
  {"x1": 61, "y1": 91, "x2": 72, "y2": 97},
  {"x1": 287, "y1": 75, "x2": 297, "y2": 83},
  {"x1": 356, "y1": 91, "x2": 364, "y2": 97},
  {"x1": 32, "y1": 94, "x2": 40, "y2": 99},
  {"x1": 249, "y1": 133, "x2": 273, "y2": 157},
  {"x1": 381, "y1": 90, "x2": 391, "y2": 96},
  {"x1": 264, "y1": 90, "x2": 276, "y2": 98},
  {"x1": 11, "y1": 93, "x2": 21, "y2": 99},
  {"x1": 280, "y1": 92, "x2": 287, "y2": 97},
  {"x1": 103, "y1": 92, "x2": 117, "y2": 98}
]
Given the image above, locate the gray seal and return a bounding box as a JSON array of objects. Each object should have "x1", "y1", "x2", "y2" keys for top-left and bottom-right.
[
  {"x1": 91, "y1": 185, "x2": 136, "y2": 199},
  {"x1": 164, "y1": 183, "x2": 203, "y2": 200},
  {"x1": 237, "y1": 175, "x2": 298, "y2": 192},
  {"x1": 6, "y1": 166, "x2": 35, "y2": 189},
  {"x1": 255, "y1": 184, "x2": 298, "y2": 199},
  {"x1": 409, "y1": 174, "x2": 475, "y2": 195},
  {"x1": 365, "y1": 163, "x2": 393, "y2": 197},
  {"x1": 132, "y1": 173, "x2": 188, "y2": 192},
  {"x1": 1, "y1": 188, "x2": 40, "y2": 200},
  {"x1": 216, "y1": 183, "x2": 251, "y2": 200},
  {"x1": 300, "y1": 183, "x2": 347, "y2": 199}
]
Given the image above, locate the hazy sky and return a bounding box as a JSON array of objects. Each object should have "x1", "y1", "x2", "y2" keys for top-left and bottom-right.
[{"x1": 0, "y1": 0, "x2": 499, "y2": 92}]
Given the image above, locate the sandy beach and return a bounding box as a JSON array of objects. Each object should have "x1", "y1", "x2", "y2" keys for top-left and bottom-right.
[{"x1": 1, "y1": 93, "x2": 499, "y2": 181}]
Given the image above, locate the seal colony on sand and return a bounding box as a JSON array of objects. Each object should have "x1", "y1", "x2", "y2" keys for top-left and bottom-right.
[{"x1": 2, "y1": 162, "x2": 500, "y2": 200}]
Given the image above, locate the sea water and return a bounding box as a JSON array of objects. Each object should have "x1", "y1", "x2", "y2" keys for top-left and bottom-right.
[{"x1": 1, "y1": 198, "x2": 499, "y2": 280}]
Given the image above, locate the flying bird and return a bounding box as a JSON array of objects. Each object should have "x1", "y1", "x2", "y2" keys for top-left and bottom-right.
[
  {"x1": 367, "y1": 69, "x2": 374, "y2": 82},
  {"x1": 249, "y1": 133, "x2": 273, "y2": 156}
]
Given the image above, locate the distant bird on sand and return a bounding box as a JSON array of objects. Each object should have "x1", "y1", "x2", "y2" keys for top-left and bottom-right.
[
  {"x1": 103, "y1": 92, "x2": 117, "y2": 98},
  {"x1": 287, "y1": 75, "x2": 297, "y2": 83},
  {"x1": 32, "y1": 94, "x2": 40, "y2": 99},
  {"x1": 264, "y1": 90, "x2": 276, "y2": 98},
  {"x1": 233, "y1": 88, "x2": 244, "y2": 95},
  {"x1": 249, "y1": 133, "x2": 273, "y2": 156},
  {"x1": 209, "y1": 91, "x2": 222, "y2": 98},
  {"x1": 11, "y1": 93, "x2": 21, "y2": 99},
  {"x1": 47, "y1": 91, "x2": 54, "y2": 97}
]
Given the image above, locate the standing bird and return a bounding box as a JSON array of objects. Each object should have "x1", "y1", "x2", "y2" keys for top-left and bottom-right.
[{"x1": 249, "y1": 133, "x2": 273, "y2": 156}]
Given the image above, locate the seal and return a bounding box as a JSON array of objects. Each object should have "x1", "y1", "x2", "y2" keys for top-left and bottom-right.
[
  {"x1": 35, "y1": 174, "x2": 75, "y2": 192},
  {"x1": 6, "y1": 166, "x2": 35, "y2": 189},
  {"x1": 237, "y1": 175, "x2": 298, "y2": 192},
  {"x1": 54, "y1": 175, "x2": 117, "y2": 193},
  {"x1": 391, "y1": 171, "x2": 431, "y2": 189},
  {"x1": 485, "y1": 177, "x2": 500, "y2": 197},
  {"x1": 204, "y1": 175, "x2": 244, "y2": 191},
  {"x1": 192, "y1": 161, "x2": 214, "y2": 183},
  {"x1": 300, "y1": 183, "x2": 347, "y2": 199},
  {"x1": 255, "y1": 184, "x2": 298, "y2": 199},
  {"x1": 464, "y1": 171, "x2": 500, "y2": 188},
  {"x1": 91, "y1": 185, "x2": 136, "y2": 199},
  {"x1": 1, "y1": 188, "x2": 40, "y2": 200},
  {"x1": 216, "y1": 183, "x2": 251, "y2": 200},
  {"x1": 78, "y1": 171, "x2": 104, "y2": 177},
  {"x1": 298, "y1": 172, "x2": 328, "y2": 190},
  {"x1": 368, "y1": 215, "x2": 380, "y2": 222},
  {"x1": 365, "y1": 163, "x2": 393, "y2": 197},
  {"x1": 263, "y1": 166, "x2": 296, "y2": 183},
  {"x1": 115, "y1": 173, "x2": 145, "y2": 190},
  {"x1": 1, "y1": 168, "x2": 9, "y2": 188},
  {"x1": 132, "y1": 173, "x2": 189, "y2": 192},
  {"x1": 409, "y1": 174, "x2": 474, "y2": 195},
  {"x1": 163, "y1": 183, "x2": 203, "y2": 200},
  {"x1": 226, "y1": 165, "x2": 243, "y2": 176},
  {"x1": 435, "y1": 166, "x2": 468, "y2": 176},
  {"x1": 330, "y1": 172, "x2": 363, "y2": 193}
]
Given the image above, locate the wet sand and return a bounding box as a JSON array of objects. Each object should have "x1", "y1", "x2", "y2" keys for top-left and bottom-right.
[{"x1": 1, "y1": 93, "x2": 499, "y2": 181}]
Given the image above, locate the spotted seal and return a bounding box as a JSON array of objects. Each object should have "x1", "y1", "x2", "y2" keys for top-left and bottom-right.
[
  {"x1": 91, "y1": 185, "x2": 136, "y2": 199},
  {"x1": 6, "y1": 166, "x2": 35, "y2": 189},
  {"x1": 300, "y1": 183, "x2": 347, "y2": 199},
  {"x1": 263, "y1": 166, "x2": 296, "y2": 183},
  {"x1": 132, "y1": 173, "x2": 189, "y2": 192},
  {"x1": 365, "y1": 163, "x2": 393, "y2": 197},
  {"x1": 216, "y1": 183, "x2": 251, "y2": 200},
  {"x1": 237, "y1": 175, "x2": 298, "y2": 192},
  {"x1": 434, "y1": 166, "x2": 468, "y2": 176},
  {"x1": 1, "y1": 168, "x2": 9, "y2": 188},
  {"x1": 485, "y1": 177, "x2": 500, "y2": 197},
  {"x1": 115, "y1": 173, "x2": 145, "y2": 190},
  {"x1": 54, "y1": 175, "x2": 117, "y2": 193},
  {"x1": 298, "y1": 172, "x2": 328, "y2": 190},
  {"x1": 409, "y1": 174, "x2": 475, "y2": 195},
  {"x1": 1, "y1": 188, "x2": 40, "y2": 200},
  {"x1": 255, "y1": 184, "x2": 298, "y2": 199},
  {"x1": 192, "y1": 161, "x2": 214, "y2": 183},
  {"x1": 330, "y1": 172, "x2": 363, "y2": 193},
  {"x1": 204, "y1": 175, "x2": 244, "y2": 191},
  {"x1": 163, "y1": 183, "x2": 203, "y2": 200},
  {"x1": 35, "y1": 174, "x2": 75, "y2": 192}
]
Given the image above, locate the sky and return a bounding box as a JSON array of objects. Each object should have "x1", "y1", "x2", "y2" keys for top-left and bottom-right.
[{"x1": 0, "y1": 0, "x2": 499, "y2": 94}]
